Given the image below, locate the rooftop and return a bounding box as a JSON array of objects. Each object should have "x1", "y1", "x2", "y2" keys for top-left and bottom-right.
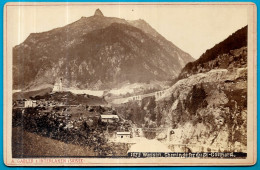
[
  {"x1": 101, "y1": 114, "x2": 119, "y2": 119},
  {"x1": 117, "y1": 132, "x2": 131, "y2": 135}
]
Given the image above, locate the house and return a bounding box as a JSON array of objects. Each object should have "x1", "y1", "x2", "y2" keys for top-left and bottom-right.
[
  {"x1": 100, "y1": 115, "x2": 119, "y2": 123},
  {"x1": 24, "y1": 100, "x2": 37, "y2": 108},
  {"x1": 116, "y1": 131, "x2": 131, "y2": 139}
]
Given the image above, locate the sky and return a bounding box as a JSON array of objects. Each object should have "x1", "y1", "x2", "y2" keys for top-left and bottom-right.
[{"x1": 6, "y1": 3, "x2": 249, "y2": 59}]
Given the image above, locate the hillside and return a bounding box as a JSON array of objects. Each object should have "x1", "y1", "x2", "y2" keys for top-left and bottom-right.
[
  {"x1": 158, "y1": 26, "x2": 248, "y2": 152},
  {"x1": 116, "y1": 26, "x2": 248, "y2": 152},
  {"x1": 179, "y1": 26, "x2": 247, "y2": 79},
  {"x1": 13, "y1": 9, "x2": 193, "y2": 91},
  {"x1": 12, "y1": 127, "x2": 95, "y2": 157}
]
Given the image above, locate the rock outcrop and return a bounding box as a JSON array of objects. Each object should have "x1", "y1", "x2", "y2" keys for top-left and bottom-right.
[
  {"x1": 153, "y1": 26, "x2": 248, "y2": 152},
  {"x1": 94, "y1": 8, "x2": 104, "y2": 17}
]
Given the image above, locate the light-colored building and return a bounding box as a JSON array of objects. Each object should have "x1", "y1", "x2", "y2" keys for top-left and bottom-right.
[
  {"x1": 101, "y1": 115, "x2": 119, "y2": 123},
  {"x1": 24, "y1": 100, "x2": 37, "y2": 108},
  {"x1": 53, "y1": 78, "x2": 63, "y2": 92},
  {"x1": 116, "y1": 131, "x2": 131, "y2": 139}
]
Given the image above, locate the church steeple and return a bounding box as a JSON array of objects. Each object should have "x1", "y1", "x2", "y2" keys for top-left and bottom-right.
[
  {"x1": 94, "y1": 8, "x2": 104, "y2": 17},
  {"x1": 59, "y1": 78, "x2": 63, "y2": 91}
]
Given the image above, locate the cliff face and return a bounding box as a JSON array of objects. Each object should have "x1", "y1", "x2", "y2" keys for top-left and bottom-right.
[
  {"x1": 13, "y1": 9, "x2": 193, "y2": 90},
  {"x1": 153, "y1": 26, "x2": 248, "y2": 152},
  {"x1": 157, "y1": 66, "x2": 247, "y2": 152}
]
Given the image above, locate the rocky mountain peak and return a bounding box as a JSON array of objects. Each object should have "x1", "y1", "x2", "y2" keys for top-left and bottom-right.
[
  {"x1": 94, "y1": 8, "x2": 104, "y2": 17},
  {"x1": 13, "y1": 11, "x2": 194, "y2": 90}
]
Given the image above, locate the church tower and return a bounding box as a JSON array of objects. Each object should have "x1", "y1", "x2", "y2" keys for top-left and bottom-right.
[{"x1": 59, "y1": 78, "x2": 63, "y2": 91}]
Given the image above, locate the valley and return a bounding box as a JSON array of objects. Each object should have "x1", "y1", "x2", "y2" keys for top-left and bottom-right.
[{"x1": 12, "y1": 9, "x2": 248, "y2": 158}]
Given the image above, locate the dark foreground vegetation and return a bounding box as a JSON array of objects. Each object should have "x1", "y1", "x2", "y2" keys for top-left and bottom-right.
[{"x1": 12, "y1": 107, "x2": 130, "y2": 157}]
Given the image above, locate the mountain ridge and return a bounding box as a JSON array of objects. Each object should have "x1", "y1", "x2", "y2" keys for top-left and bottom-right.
[
  {"x1": 179, "y1": 25, "x2": 247, "y2": 79},
  {"x1": 13, "y1": 9, "x2": 194, "y2": 90}
]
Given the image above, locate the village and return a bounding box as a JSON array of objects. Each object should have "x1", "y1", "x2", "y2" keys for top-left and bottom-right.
[
  {"x1": 12, "y1": 79, "x2": 148, "y2": 150},
  {"x1": 12, "y1": 78, "x2": 169, "y2": 142},
  {"x1": 13, "y1": 78, "x2": 221, "y2": 155}
]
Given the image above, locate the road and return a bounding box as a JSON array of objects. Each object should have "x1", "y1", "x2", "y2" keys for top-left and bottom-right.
[{"x1": 128, "y1": 138, "x2": 171, "y2": 152}]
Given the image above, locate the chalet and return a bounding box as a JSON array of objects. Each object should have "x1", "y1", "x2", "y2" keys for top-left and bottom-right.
[{"x1": 101, "y1": 115, "x2": 119, "y2": 123}]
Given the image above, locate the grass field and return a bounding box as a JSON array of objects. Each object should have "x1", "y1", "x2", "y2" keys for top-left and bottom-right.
[{"x1": 12, "y1": 127, "x2": 96, "y2": 158}]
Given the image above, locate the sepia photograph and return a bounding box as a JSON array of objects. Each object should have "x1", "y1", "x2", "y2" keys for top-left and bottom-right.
[{"x1": 3, "y1": 2, "x2": 257, "y2": 166}]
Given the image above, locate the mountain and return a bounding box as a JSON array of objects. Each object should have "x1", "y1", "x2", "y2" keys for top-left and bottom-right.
[
  {"x1": 13, "y1": 9, "x2": 194, "y2": 90},
  {"x1": 159, "y1": 26, "x2": 248, "y2": 152},
  {"x1": 116, "y1": 26, "x2": 248, "y2": 152},
  {"x1": 179, "y1": 26, "x2": 247, "y2": 79},
  {"x1": 129, "y1": 19, "x2": 193, "y2": 66}
]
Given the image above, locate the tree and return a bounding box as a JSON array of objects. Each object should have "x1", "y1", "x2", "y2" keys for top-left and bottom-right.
[
  {"x1": 186, "y1": 84, "x2": 207, "y2": 115},
  {"x1": 156, "y1": 111, "x2": 162, "y2": 126},
  {"x1": 147, "y1": 97, "x2": 156, "y2": 111}
]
